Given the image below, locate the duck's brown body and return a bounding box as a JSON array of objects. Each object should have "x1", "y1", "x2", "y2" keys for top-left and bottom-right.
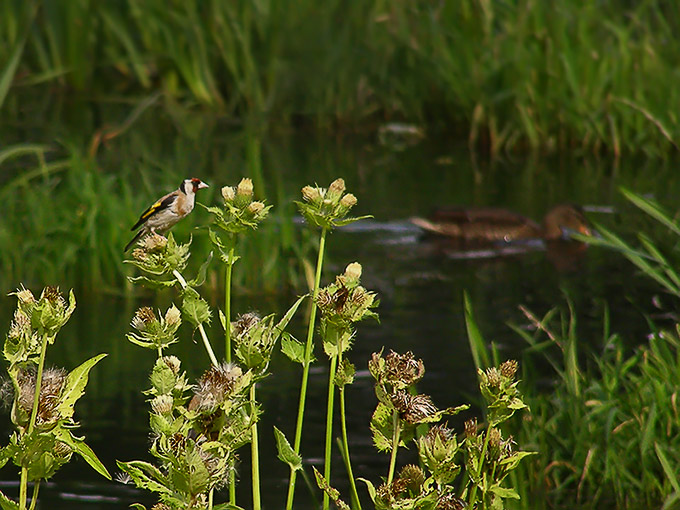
[{"x1": 411, "y1": 204, "x2": 591, "y2": 242}]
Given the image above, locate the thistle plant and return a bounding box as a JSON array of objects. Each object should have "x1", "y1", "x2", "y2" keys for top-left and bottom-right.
[
  {"x1": 126, "y1": 232, "x2": 217, "y2": 366},
  {"x1": 359, "y1": 351, "x2": 530, "y2": 510},
  {"x1": 229, "y1": 296, "x2": 305, "y2": 510},
  {"x1": 202, "y1": 177, "x2": 272, "y2": 363},
  {"x1": 315, "y1": 262, "x2": 378, "y2": 510},
  {"x1": 0, "y1": 286, "x2": 109, "y2": 510},
  {"x1": 117, "y1": 353, "x2": 254, "y2": 510},
  {"x1": 283, "y1": 178, "x2": 370, "y2": 510}
]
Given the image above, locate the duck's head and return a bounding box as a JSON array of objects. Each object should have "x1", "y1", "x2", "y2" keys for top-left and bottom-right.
[{"x1": 542, "y1": 204, "x2": 593, "y2": 240}]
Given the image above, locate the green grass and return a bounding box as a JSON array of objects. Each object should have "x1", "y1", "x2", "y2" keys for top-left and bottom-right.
[{"x1": 1, "y1": 0, "x2": 679, "y2": 154}]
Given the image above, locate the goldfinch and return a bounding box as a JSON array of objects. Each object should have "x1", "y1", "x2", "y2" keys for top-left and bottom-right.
[{"x1": 125, "y1": 178, "x2": 209, "y2": 251}]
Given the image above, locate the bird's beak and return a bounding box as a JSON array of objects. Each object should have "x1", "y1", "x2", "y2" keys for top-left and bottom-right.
[{"x1": 198, "y1": 181, "x2": 209, "y2": 189}]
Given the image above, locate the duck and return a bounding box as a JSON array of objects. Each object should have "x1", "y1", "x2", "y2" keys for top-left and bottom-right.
[{"x1": 410, "y1": 204, "x2": 592, "y2": 243}]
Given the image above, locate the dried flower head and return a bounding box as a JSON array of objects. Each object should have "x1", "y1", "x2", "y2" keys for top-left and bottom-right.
[
  {"x1": 16, "y1": 367, "x2": 67, "y2": 426},
  {"x1": 232, "y1": 312, "x2": 261, "y2": 339},
  {"x1": 221, "y1": 185, "x2": 236, "y2": 202},
  {"x1": 500, "y1": 359, "x2": 519, "y2": 379},
  {"x1": 485, "y1": 367, "x2": 502, "y2": 389},
  {"x1": 398, "y1": 464, "x2": 426, "y2": 493},
  {"x1": 131, "y1": 248, "x2": 148, "y2": 262},
  {"x1": 385, "y1": 350, "x2": 425, "y2": 387},
  {"x1": 392, "y1": 392, "x2": 438, "y2": 424},
  {"x1": 41, "y1": 286, "x2": 64, "y2": 305},
  {"x1": 131, "y1": 307, "x2": 157, "y2": 331},
  {"x1": 437, "y1": 492, "x2": 466, "y2": 510},
  {"x1": 237, "y1": 178, "x2": 254, "y2": 197},
  {"x1": 327, "y1": 178, "x2": 346, "y2": 199},
  {"x1": 189, "y1": 363, "x2": 243, "y2": 412},
  {"x1": 8, "y1": 309, "x2": 30, "y2": 340},
  {"x1": 464, "y1": 418, "x2": 478, "y2": 438}
]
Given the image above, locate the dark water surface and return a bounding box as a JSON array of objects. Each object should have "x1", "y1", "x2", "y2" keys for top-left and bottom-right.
[{"x1": 1, "y1": 130, "x2": 679, "y2": 508}]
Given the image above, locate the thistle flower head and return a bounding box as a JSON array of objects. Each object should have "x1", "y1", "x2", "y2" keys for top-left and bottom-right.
[
  {"x1": 384, "y1": 350, "x2": 425, "y2": 387},
  {"x1": 301, "y1": 185, "x2": 322, "y2": 203},
  {"x1": 131, "y1": 307, "x2": 157, "y2": 332},
  {"x1": 500, "y1": 359, "x2": 519, "y2": 379},
  {"x1": 162, "y1": 355, "x2": 181, "y2": 375},
  {"x1": 221, "y1": 185, "x2": 236, "y2": 202},
  {"x1": 16, "y1": 367, "x2": 67, "y2": 427},
  {"x1": 392, "y1": 391, "x2": 438, "y2": 424},
  {"x1": 232, "y1": 312, "x2": 261, "y2": 339},
  {"x1": 464, "y1": 418, "x2": 478, "y2": 438},
  {"x1": 8, "y1": 309, "x2": 30, "y2": 340},
  {"x1": 296, "y1": 178, "x2": 368, "y2": 230},
  {"x1": 164, "y1": 305, "x2": 181, "y2": 327},
  {"x1": 142, "y1": 232, "x2": 168, "y2": 252},
  {"x1": 436, "y1": 493, "x2": 466, "y2": 510},
  {"x1": 151, "y1": 394, "x2": 174, "y2": 415},
  {"x1": 16, "y1": 287, "x2": 35, "y2": 305},
  {"x1": 189, "y1": 363, "x2": 244, "y2": 412},
  {"x1": 398, "y1": 464, "x2": 426, "y2": 493},
  {"x1": 237, "y1": 178, "x2": 254, "y2": 197}
]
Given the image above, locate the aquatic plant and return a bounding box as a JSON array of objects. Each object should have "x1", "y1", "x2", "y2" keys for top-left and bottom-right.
[{"x1": 0, "y1": 286, "x2": 109, "y2": 510}]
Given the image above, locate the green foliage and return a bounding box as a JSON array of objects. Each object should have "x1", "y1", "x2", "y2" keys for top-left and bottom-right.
[
  {"x1": 365, "y1": 350, "x2": 528, "y2": 510},
  {"x1": 1, "y1": 286, "x2": 109, "y2": 508}
]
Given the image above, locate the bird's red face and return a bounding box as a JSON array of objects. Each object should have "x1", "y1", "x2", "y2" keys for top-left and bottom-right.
[{"x1": 190, "y1": 178, "x2": 209, "y2": 193}]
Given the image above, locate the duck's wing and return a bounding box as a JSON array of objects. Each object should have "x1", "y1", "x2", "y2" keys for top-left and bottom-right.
[{"x1": 420, "y1": 207, "x2": 541, "y2": 241}]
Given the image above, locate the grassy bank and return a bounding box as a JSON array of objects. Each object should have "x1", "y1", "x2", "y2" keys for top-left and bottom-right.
[{"x1": 1, "y1": 0, "x2": 679, "y2": 154}]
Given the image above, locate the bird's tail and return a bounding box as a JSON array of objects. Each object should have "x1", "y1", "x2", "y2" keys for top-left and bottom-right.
[{"x1": 124, "y1": 230, "x2": 145, "y2": 252}]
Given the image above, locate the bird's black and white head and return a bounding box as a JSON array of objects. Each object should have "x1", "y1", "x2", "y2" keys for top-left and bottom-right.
[{"x1": 180, "y1": 178, "x2": 209, "y2": 195}]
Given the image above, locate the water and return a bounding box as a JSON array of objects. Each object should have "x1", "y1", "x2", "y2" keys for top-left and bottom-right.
[{"x1": 1, "y1": 120, "x2": 679, "y2": 508}]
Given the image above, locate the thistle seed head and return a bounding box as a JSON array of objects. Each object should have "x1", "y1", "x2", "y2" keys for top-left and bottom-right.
[
  {"x1": 17, "y1": 367, "x2": 67, "y2": 426},
  {"x1": 384, "y1": 350, "x2": 425, "y2": 387},
  {"x1": 190, "y1": 363, "x2": 243, "y2": 412},
  {"x1": 232, "y1": 312, "x2": 261, "y2": 339}
]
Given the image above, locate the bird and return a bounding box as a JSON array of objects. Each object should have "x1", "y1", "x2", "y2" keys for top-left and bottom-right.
[
  {"x1": 410, "y1": 204, "x2": 592, "y2": 243},
  {"x1": 125, "y1": 178, "x2": 209, "y2": 251}
]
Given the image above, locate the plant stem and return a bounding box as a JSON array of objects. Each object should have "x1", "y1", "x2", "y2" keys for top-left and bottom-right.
[
  {"x1": 285, "y1": 227, "x2": 328, "y2": 510},
  {"x1": 20, "y1": 333, "x2": 50, "y2": 510},
  {"x1": 225, "y1": 245, "x2": 235, "y2": 362},
  {"x1": 339, "y1": 384, "x2": 361, "y2": 510},
  {"x1": 250, "y1": 383, "x2": 261, "y2": 510},
  {"x1": 468, "y1": 424, "x2": 492, "y2": 507},
  {"x1": 28, "y1": 481, "x2": 40, "y2": 510},
  {"x1": 387, "y1": 409, "x2": 401, "y2": 485},
  {"x1": 323, "y1": 354, "x2": 338, "y2": 510},
  {"x1": 172, "y1": 269, "x2": 218, "y2": 367}
]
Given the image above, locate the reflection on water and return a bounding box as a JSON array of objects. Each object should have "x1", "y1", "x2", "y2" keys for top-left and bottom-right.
[{"x1": 1, "y1": 133, "x2": 679, "y2": 508}]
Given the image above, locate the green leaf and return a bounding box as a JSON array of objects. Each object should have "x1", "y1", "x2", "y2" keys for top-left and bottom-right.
[
  {"x1": 464, "y1": 290, "x2": 489, "y2": 371},
  {"x1": 312, "y1": 467, "x2": 350, "y2": 510},
  {"x1": 181, "y1": 287, "x2": 212, "y2": 327},
  {"x1": 188, "y1": 251, "x2": 213, "y2": 287},
  {"x1": 370, "y1": 402, "x2": 395, "y2": 452},
  {"x1": 358, "y1": 477, "x2": 377, "y2": 503},
  {"x1": 281, "y1": 335, "x2": 306, "y2": 364},
  {"x1": 656, "y1": 443, "x2": 680, "y2": 494},
  {"x1": 129, "y1": 504, "x2": 147, "y2": 510},
  {"x1": 489, "y1": 484, "x2": 520, "y2": 499},
  {"x1": 57, "y1": 353, "x2": 107, "y2": 420},
  {"x1": 0, "y1": 491, "x2": 19, "y2": 510},
  {"x1": 273, "y1": 426, "x2": 302, "y2": 471},
  {"x1": 56, "y1": 427, "x2": 111, "y2": 479}
]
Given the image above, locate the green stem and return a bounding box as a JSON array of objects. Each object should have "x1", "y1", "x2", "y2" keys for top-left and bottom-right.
[
  {"x1": 387, "y1": 409, "x2": 401, "y2": 485},
  {"x1": 20, "y1": 333, "x2": 50, "y2": 510},
  {"x1": 225, "y1": 245, "x2": 235, "y2": 363},
  {"x1": 28, "y1": 481, "x2": 40, "y2": 510},
  {"x1": 250, "y1": 384, "x2": 261, "y2": 510},
  {"x1": 468, "y1": 424, "x2": 492, "y2": 507},
  {"x1": 172, "y1": 269, "x2": 218, "y2": 367},
  {"x1": 323, "y1": 355, "x2": 338, "y2": 510},
  {"x1": 339, "y1": 384, "x2": 361, "y2": 510},
  {"x1": 208, "y1": 489, "x2": 213, "y2": 510},
  {"x1": 285, "y1": 227, "x2": 328, "y2": 510}
]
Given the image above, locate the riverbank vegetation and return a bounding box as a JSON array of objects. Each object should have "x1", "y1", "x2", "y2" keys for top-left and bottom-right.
[{"x1": 2, "y1": 0, "x2": 679, "y2": 155}]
